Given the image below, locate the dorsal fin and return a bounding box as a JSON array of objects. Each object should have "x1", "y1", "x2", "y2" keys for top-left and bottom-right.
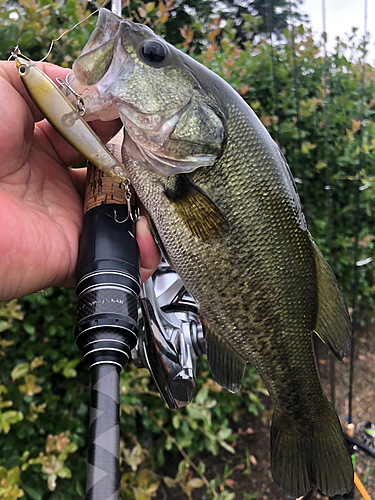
[
  {"x1": 312, "y1": 242, "x2": 352, "y2": 360},
  {"x1": 165, "y1": 175, "x2": 227, "y2": 242}
]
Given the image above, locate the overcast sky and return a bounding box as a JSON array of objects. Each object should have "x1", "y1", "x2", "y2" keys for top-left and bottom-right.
[{"x1": 300, "y1": 0, "x2": 375, "y2": 64}]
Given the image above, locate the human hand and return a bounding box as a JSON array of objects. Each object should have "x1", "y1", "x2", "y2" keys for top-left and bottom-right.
[{"x1": 0, "y1": 61, "x2": 160, "y2": 301}]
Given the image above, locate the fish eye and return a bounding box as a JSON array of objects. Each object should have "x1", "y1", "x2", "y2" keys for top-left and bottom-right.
[
  {"x1": 19, "y1": 65, "x2": 26, "y2": 75},
  {"x1": 140, "y1": 40, "x2": 166, "y2": 65}
]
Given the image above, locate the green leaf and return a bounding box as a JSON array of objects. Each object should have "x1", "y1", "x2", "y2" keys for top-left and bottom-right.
[
  {"x1": 1, "y1": 420, "x2": 10, "y2": 434},
  {"x1": 172, "y1": 414, "x2": 180, "y2": 429},
  {"x1": 0, "y1": 320, "x2": 10, "y2": 332},
  {"x1": 219, "y1": 492, "x2": 235, "y2": 500},
  {"x1": 62, "y1": 367, "x2": 77, "y2": 378},
  {"x1": 75, "y1": 480, "x2": 84, "y2": 496},
  {"x1": 57, "y1": 467, "x2": 72, "y2": 479},
  {"x1": 186, "y1": 405, "x2": 209, "y2": 421},
  {"x1": 11, "y1": 363, "x2": 30, "y2": 380},
  {"x1": 7, "y1": 466, "x2": 20, "y2": 486},
  {"x1": 30, "y1": 357, "x2": 45, "y2": 370},
  {"x1": 23, "y1": 323, "x2": 35, "y2": 335},
  {"x1": 187, "y1": 478, "x2": 204, "y2": 489},
  {"x1": 0, "y1": 466, "x2": 8, "y2": 480},
  {"x1": 163, "y1": 476, "x2": 176, "y2": 488},
  {"x1": 47, "y1": 473, "x2": 57, "y2": 491},
  {"x1": 219, "y1": 441, "x2": 235, "y2": 454},
  {"x1": 23, "y1": 485, "x2": 43, "y2": 500}
]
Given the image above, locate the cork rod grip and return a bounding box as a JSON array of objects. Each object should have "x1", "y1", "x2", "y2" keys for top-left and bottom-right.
[{"x1": 84, "y1": 161, "x2": 128, "y2": 213}]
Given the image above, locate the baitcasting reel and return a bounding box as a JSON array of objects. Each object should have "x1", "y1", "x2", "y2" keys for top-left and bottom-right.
[{"x1": 131, "y1": 260, "x2": 206, "y2": 409}]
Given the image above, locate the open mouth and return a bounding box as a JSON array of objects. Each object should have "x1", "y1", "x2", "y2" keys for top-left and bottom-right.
[
  {"x1": 65, "y1": 9, "x2": 135, "y2": 122},
  {"x1": 67, "y1": 34, "x2": 131, "y2": 123}
]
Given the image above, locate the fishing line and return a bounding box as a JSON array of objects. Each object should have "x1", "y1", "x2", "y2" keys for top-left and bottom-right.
[
  {"x1": 36, "y1": 0, "x2": 111, "y2": 63},
  {"x1": 288, "y1": 2, "x2": 308, "y2": 223},
  {"x1": 348, "y1": 0, "x2": 368, "y2": 425},
  {"x1": 321, "y1": 0, "x2": 335, "y2": 407},
  {"x1": 266, "y1": 0, "x2": 282, "y2": 148}
]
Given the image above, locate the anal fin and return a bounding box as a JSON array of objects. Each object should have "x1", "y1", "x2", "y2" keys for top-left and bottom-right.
[
  {"x1": 312, "y1": 242, "x2": 352, "y2": 360},
  {"x1": 205, "y1": 326, "x2": 247, "y2": 393}
]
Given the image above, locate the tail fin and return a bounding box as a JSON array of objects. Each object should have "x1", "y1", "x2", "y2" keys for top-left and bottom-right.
[{"x1": 271, "y1": 401, "x2": 354, "y2": 498}]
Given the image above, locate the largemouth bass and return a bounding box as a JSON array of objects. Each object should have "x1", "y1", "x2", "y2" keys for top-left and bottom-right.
[{"x1": 70, "y1": 9, "x2": 353, "y2": 498}]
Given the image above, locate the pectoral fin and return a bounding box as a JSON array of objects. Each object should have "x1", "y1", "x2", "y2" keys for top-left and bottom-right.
[
  {"x1": 204, "y1": 326, "x2": 247, "y2": 393},
  {"x1": 312, "y1": 242, "x2": 352, "y2": 360},
  {"x1": 165, "y1": 175, "x2": 227, "y2": 242}
]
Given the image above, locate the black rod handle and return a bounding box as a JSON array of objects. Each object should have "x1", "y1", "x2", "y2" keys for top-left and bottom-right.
[
  {"x1": 75, "y1": 162, "x2": 140, "y2": 500},
  {"x1": 75, "y1": 201, "x2": 140, "y2": 371}
]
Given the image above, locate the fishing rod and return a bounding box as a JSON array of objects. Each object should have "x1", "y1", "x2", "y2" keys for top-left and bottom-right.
[
  {"x1": 75, "y1": 156, "x2": 206, "y2": 498},
  {"x1": 73, "y1": 3, "x2": 140, "y2": 498},
  {"x1": 75, "y1": 153, "x2": 205, "y2": 498}
]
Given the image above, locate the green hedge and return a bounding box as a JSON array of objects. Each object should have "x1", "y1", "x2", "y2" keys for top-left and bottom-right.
[{"x1": 0, "y1": 1, "x2": 374, "y2": 498}]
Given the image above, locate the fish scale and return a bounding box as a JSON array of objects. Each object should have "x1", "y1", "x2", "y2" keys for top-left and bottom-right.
[{"x1": 70, "y1": 11, "x2": 353, "y2": 498}]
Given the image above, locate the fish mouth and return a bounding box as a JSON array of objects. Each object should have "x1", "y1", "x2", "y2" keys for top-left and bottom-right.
[
  {"x1": 68, "y1": 10, "x2": 133, "y2": 122},
  {"x1": 72, "y1": 8, "x2": 122, "y2": 86},
  {"x1": 71, "y1": 11, "x2": 148, "y2": 92},
  {"x1": 69, "y1": 11, "x2": 208, "y2": 174},
  {"x1": 66, "y1": 68, "x2": 121, "y2": 123}
]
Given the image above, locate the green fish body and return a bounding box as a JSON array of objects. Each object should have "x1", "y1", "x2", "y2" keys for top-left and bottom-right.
[{"x1": 72, "y1": 10, "x2": 353, "y2": 498}]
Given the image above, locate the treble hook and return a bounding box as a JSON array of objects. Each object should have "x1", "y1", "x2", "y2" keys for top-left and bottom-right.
[
  {"x1": 113, "y1": 179, "x2": 141, "y2": 224},
  {"x1": 56, "y1": 77, "x2": 86, "y2": 116}
]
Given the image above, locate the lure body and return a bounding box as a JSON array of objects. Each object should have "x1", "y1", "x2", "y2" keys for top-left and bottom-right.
[{"x1": 15, "y1": 56, "x2": 128, "y2": 183}]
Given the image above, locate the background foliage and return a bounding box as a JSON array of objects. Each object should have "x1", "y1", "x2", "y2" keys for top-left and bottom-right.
[{"x1": 0, "y1": 0, "x2": 374, "y2": 498}]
